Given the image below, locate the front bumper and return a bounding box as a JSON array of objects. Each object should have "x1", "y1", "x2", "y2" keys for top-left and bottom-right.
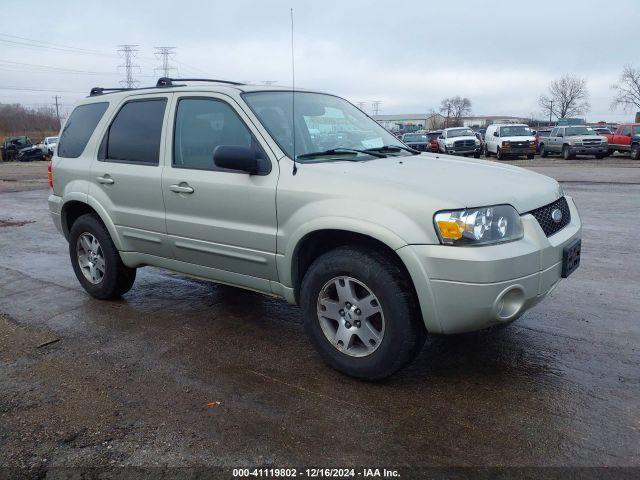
[
  {"x1": 569, "y1": 145, "x2": 608, "y2": 155},
  {"x1": 397, "y1": 196, "x2": 581, "y2": 334},
  {"x1": 446, "y1": 147, "x2": 481, "y2": 155},
  {"x1": 501, "y1": 145, "x2": 536, "y2": 156}
]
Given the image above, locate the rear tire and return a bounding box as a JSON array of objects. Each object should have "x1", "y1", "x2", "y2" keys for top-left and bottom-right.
[
  {"x1": 69, "y1": 214, "x2": 136, "y2": 300},
  {"x1": 300, "y1": 246, "x2": 426, "y2": 380},
  {"x1": 527, "y1": 153, "x2": 535, "y2": 159},
  {"x1": 595, "y1": 154, "x2": 606, "y2": 160}
]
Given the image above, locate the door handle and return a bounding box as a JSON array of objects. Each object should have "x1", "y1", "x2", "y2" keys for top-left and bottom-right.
[
  {"x1": 96, "y1": 176, "x2": 114, "y2": 185},
  {"x1": 169, "y1": 184, "x2": 194, "y2": 194}
]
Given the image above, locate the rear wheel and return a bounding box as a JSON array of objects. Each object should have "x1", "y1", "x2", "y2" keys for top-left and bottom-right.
[
  {"x1": 527, "y1": 153, "x2": 535, "y2": 159},
  {"x1": 595, "y1": 153, "x2": 606, "y2": 159},
  {"x1": 69, "y1": 214, "x2": 136, "y2": 299},
  {"x1": 631, "y1": 144, "x2": 640, "y2": 160},
  {"x1": 300, "y1": 246, "x2": 426, "y2": 380}
]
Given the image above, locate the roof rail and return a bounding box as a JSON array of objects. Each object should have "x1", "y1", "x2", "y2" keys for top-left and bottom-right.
[
  {"x1": 89, "y1": 87, "x2": 133, "y2": 96},
  {"x1": 156, "y1": 77, "x2": 244, "y2": 87}
]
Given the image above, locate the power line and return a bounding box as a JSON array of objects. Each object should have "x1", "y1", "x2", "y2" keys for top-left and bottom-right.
[
  {"x1": 117, "y1": 45, "x2": 140, "y2": 88},
  {"x1": 154, "y1": 46, "x2": 177, "y2": 77},
  {"x1": 0, "y1": 33, "x2": 116, "y2": 56},
  {"x1": 0, "y1": 86, "x2": 86, "y2": 93}
]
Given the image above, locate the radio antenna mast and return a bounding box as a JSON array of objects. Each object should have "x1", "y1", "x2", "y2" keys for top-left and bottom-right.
[{"x1": 290, "y1": 7, "x2": 298, "y2": 175}]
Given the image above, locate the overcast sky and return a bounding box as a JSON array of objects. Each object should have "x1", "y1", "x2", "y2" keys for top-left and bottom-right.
[{"x1": 1, "y1": 0, "x2": 638, "y2": 121}]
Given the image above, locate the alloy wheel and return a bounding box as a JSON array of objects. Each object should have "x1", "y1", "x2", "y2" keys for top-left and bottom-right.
[
  {"x1": 76, "y1": 232, "x2": 105, "y2": 284},
  {"x1": 316, "y1": 276, "x2": 385, "y2": 357}
]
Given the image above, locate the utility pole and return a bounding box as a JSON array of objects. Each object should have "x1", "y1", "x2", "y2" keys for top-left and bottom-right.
[
  {"x1": 154, "y1": 46, "x2": 176, "y2": 77},
  {"x1": 372, "y1": 100, "x2": 381, "y2": 116},
  {"x1": 52, "y1": 95, "x2": 60, "y2": 125},
  {"x1": 549, "y1": 100, "x2": 553, "y2": 126},
  {"x1": 117, "y1": 44, "x2": 140, "y2": 88}
]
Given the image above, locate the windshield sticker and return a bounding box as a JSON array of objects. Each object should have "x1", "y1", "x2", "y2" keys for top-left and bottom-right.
[{"x1": 362, "y1": 137, "x2": 384, "y2": 149}]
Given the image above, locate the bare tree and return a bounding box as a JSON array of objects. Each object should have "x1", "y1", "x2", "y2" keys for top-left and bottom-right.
[
  {"x1": 610, "y1": 64, "x2": 640, "y2": 112},
  {"x1": 538, "y1": 75, "x2": 590, "y2": 120},
  {"x1": 439, "y1": 96, "x2": 472, "y2": 127}
]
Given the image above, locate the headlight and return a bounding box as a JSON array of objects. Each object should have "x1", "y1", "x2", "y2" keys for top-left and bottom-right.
[
  {"x1": 502, "y1": 141, "x2": 510, "y2": 147},
  {"x1": 529, "y1": 140, "x2": 536, "y2": 146},
  {"x1": 434, "y1": 205, "x2": 524, "y2": 246}
]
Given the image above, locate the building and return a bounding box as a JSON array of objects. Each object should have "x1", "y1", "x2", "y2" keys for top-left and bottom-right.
[
  {"x1": 372, "y1": 113, "x2": 445, "y2": 133},
  {"x1": 460, "y1": 116, "x2": 530, "y2": 128},
  {"x1": 373, "y1": 113, "x2": 530, "y2": 132}
]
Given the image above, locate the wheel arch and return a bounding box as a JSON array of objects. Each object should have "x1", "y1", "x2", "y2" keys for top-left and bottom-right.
[
  {"x1": 60, "y1": 198, "x2": 122, "y2": 250},
  {"x1": 289, "y1": 228, "x2": 414, "y2": 305}
]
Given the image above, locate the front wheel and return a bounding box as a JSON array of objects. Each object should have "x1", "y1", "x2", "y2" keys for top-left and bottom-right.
[
  {"x1": 474, "y1": 150, "x2": 481, "y2": 158},
  {"x1": 496, "y1": 147, "x2": 503, "y2": 160},
  {"x1": 527, "y1": 153, "x2": 535, "y2": 159},
  {"x1": 562, "y1": 145, "x2": 573, "y2": 160},
  {"x1": 631, "y1": 144, "x2": 640, "y2": 160},
  {"x1": 69, "y1": 214, "x2": 136, "y2": 299},
  {"x1": 300, "y1": 246, "x2": 426, "y2": 380}
]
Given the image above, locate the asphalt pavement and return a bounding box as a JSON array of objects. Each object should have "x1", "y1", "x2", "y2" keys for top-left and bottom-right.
[{"x1": 0, "y1": 160, "x2": 638, "y2": 475}]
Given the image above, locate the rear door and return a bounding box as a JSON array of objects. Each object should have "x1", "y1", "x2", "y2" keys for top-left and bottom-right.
[
  {"x1": 89, "y1": 94, "x2": 172, "y2": 257},
  {"x1": 161, "y1": 93, "x2": 279, "y2": 287}
]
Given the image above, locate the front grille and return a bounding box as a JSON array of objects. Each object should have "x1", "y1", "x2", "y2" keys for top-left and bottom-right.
[
  {"x1": 453, "y1": 139, "x2": 475, "y2": 149},
  {"x1": 582, "y1": 139, "x2": 602, "y2": 146},
  {"x1": 527, "y1": 197, "x2": 571, "y2": 237}
]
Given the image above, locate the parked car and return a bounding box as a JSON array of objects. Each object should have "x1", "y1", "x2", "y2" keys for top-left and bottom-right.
[
  {"x1": 539, "y1": 126, "x2": 608, "y2": 159},
  {"x1": 1, "y1": 136, "x2": 33, "y2": 161},
  {"x1": 39, "y1": 136, "x2": 59, "y2": 156},
  {"x1": 591, "y1": 126, "x2": 612, "y2": 135},
  {"x1": 16, "y1": 144, "x2": 47, "y2": 162},
  {"x1": 401, "y1": 132, "x2": 430, "y2": 152},
  {"x1": 426, "y1": 130, "x2": 442, "y2": 152},
  {"x1": 557, "y1": 118, "x2": 586, "y2": 126},
  {"x1": 484, "y1": 124, "x2": 536, "y2": 160},
  {"x1": 437, "y1": 127, "x2": 481, "y2": 157},
  {"x1": 602, "y1": 123, "x2": 640, "y2": 157},
  {"x1": 535, "y1": 128, "x2": 553, "y2": 153},
  {"x1": 48, "y1": 78, "x2": 582, "y2": 379}
]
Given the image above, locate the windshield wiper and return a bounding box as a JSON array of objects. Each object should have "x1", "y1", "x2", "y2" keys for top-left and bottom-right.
[
  {"x1": 296, "y1": 147, "x2": 387, "y2": 160},
  {"x1": 364, "y1": 144, "x2": 420, "y2": 155}
]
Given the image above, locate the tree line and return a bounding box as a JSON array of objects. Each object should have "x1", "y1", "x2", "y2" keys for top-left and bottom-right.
[{"x1": 0, "y1": 103, "x2": 60, "y2": 139}]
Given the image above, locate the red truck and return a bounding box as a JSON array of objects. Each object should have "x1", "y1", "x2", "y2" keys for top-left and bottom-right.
[{"x1": 603, "y1": 123, "x2": 640, "y2": 158}]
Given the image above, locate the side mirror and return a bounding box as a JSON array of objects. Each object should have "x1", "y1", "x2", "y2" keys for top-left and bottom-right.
[
  {"x1": 438, "y1": 135, "x2": 444, "y2": 140},
  {"x1": 213, "y1": 145, "x2": 258, "y2": 174},
  {"x1": 493, "y1": 131, "x2": 499, "y2": 137}
]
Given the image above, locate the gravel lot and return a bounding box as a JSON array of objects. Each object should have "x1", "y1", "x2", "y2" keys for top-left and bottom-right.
[{"x1": 0, "y1": 158, "x2": 638, "y2": 477}]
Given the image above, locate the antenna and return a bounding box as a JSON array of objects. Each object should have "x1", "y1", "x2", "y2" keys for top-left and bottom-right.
[{"x1": 290, "y1": 7, "x2": 297, "y2": 175}]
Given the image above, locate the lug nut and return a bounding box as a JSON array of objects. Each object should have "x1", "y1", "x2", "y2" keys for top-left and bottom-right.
[
  {"x1": 339, "y1": 309, "x2": 345, "y2": 316},
  {"x1": 345, "y1": 322, "x2": 352, "y2": 328},
  {"x1": 355, "y1": 308, "x2": 361, "y2": 315},
  {"x1": 354, "y1": 320, "x2": 361, "y2": 328},
  {"x1": 345, "y1": 302, "x2": 352, "y2": 308}
]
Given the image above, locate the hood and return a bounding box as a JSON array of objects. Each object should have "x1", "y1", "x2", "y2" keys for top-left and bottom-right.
[
  {"x1": 305, "y1": 152, "x2": 561, "y2": 214},
  {"x1": 501, "y1": 136, "x2": 535, "y2": 142},
  {"x1": 444, "y1": 135, "x2": 477, "y2": 142},
  {"x1": 567, "y1": 135, "x2": 607, "y2": 142}
]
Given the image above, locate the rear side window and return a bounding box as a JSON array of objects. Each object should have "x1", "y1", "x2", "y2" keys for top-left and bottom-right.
[
  {"x1": 102, "y1": 99, "x2": 167, "y2": 165},
  {"x1": 57, "y1": 102, "x2": 108, "y2": 158}
]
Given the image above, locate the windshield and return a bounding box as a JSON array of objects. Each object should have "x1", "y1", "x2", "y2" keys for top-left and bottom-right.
[
  {"x1": 499, "y1": 126, "x2": 532, "y2": 137},
  {"x1": 566, "y1": 126, "x2": 596, "y2": 136},
  {"x1": 243, "y1": 91, "x2": 406, "y2": 162},
  {"x1": 403, "y1": 134, "x2": 427, "y2": 142},
  {"x1": 447, "y1": 128, "x2": 474, "y2": 138}
]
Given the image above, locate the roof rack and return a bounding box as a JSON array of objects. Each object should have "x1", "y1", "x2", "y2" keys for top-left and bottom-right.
[
  {"x1": 156, "y1": 77, "x2": 244, "y2": 87},
  {"x1": 89, "y1": 87, "x2": 134, "y2": 96}
]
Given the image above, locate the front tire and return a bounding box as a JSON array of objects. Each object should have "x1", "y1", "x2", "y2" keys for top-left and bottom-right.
[
  {"x1": 69, "y1": 214, "x2": 136, "y2": 299},
  {"x1": 527, "y1": 153, "x2": 535, "y2": 159},
  {"x1": 300, "y1": 246, "x2": 426, "y2": 380},
  {"x1": 631, "y1": 144, "x2": 640, "y2": 160},
  {"x1": 496, "y1": 147, "x2": 504, "y2": 160},
  {"x1": 562, "y1": 145, "x2": 573, "y2": 160}
]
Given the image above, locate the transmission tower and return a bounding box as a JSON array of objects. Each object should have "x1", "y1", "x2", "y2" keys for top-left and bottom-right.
[
  {"x1": 117, "y1": 44, "x2": 140, "y2": 88},
  {"x1": 372, "y1": 100, "x2": 381, "y2": 116},
  {"x1": 356, "y1": 102, "x2": 368, "y2": 112},
  {"x1": 154, "y1": 46, "x2": 177, "y2": 77}
]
